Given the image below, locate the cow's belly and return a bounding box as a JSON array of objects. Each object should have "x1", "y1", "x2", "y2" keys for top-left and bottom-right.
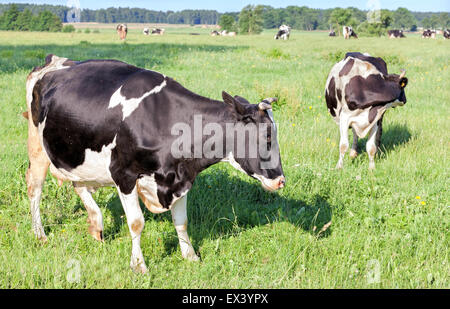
[{"x1": 39, "y1": 119, "x2": 117, "y2": 186}]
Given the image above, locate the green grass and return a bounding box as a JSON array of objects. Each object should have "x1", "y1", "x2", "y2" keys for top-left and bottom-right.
[{"x1": 0, "y1": 28, "x2": 449, "y2": 288}]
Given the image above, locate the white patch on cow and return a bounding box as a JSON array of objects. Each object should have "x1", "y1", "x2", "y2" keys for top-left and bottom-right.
[
  {"x1": 137, "y1": 174, "x2": 167, "y2": 213},
  {"x1": 109, "y1": 78, "x2": 167, "y2": 120},
  {"x1": 39, "y1": 120, "x2": 117, "y2": 186},
  {"x1": 26, "y1": 55, "x2": 71, "y2": 110},
  {"x1": 222, "y1": 152, "x2": 247, "y2": 174}
]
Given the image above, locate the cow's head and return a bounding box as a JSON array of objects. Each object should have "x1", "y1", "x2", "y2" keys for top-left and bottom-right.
[
  {"x1": 345, "y1": 69, "x2": 408, "y2": 109},
  {"x1": 222, "y1": 91, "x2": 285, "y2": 192}
]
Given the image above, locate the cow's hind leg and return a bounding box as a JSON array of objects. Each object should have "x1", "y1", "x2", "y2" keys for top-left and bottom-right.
[
  {"x1": 349, "y1": 127, "x2": 358, "y2": 159},
  {"x1": 336, "y1": 117, "x2": 350, "y2": 169},
  {"x1": 171, "y1": 195, "x2": 199, "y2": 261},
  {"x1": 26, "y1": 123, "x2": 50, "y2": 241},
  {"x1": 117, "y1": 186, "x2": 147, "y2": 273},
  {"x1": 366, "y1": 123, "x2": 379, "y2": 170},
  {"x1": 73, "y1": 184, "x2": 104, "y2": 242}
]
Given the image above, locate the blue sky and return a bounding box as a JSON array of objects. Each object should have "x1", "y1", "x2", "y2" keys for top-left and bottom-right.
[{"x1": 3, "y1": 0, "x2": 449, "y2": 12}]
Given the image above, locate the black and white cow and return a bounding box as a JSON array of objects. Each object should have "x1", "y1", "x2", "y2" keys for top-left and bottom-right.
[
  {"x1": 274, "y1": 25, "x2": 291, "y2": 40},
  {"x1": 25, "y1": 54, "x2": 285, "y2": 273},
  {"x1": 143, "y1": 28, "x2": 150, "y2": 35},
  {"x1": 210, "y1": 30, "x2": 220, "y2": 36},
  {"x1": 116, "y1": 24, "x2": 128, "y2": 40},
  {"x1": 443, "y1": 29, "x2": 450, "y2": 39},
  {"x1": 422, "y1": 29, "x2": 436, "y2": 39},
  {"x1": 343, "y1": 26, "x2": 358, "y2": 39},
  {"x1": 329, "y1": 30, "x2": 336, "y2": 37},
  {"x1": 325, "y1": 52, "x2": 408, "y2": 170},
  {"x1": 151, "y1": 28, "x2": 165, "y2": 35},
  {"x1": 388, "y1": 30, "x2": 405, "y2": 38}
]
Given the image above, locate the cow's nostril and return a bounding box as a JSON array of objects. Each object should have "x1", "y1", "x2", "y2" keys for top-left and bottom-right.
[{"x1": 278, "y1": 177, "x2": 286, "y2": 187}]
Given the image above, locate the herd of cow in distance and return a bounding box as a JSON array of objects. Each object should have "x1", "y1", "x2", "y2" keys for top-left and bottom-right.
[
  {"x1": 22, "y1": 17, "x2": 449, "y2": 273},
  {"x1": 116, "y1": 23, "x2": 450, "y2": 40}
]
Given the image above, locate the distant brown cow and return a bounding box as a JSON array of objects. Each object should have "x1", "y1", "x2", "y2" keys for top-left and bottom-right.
[{"x1": 117, "y1": 24, "x2": 128, "y2": 40}]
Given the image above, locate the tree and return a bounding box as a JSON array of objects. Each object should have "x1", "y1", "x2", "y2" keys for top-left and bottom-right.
[
  {"x1": 357, "y1": 10, "x2": 392, "y2": 37},
  {"x1": 16, "y1": 9, "x2": 33, "y2": 31},
  {"x1": 2, "y1": 4, "x2": 20, "y2": 30},
  {"x1": 329, "y1": 8, "x2": 353, "y2": 35},
  {"x1": 393, "y1": 8, "x2": 417, "y2": 30},
  {"x1": 439, "y1": 12, "x2": 449, "y2": 29},
  {"x1": 238, "y1": 5, "x2": 264, "y2": 34},
  {"x1": 219, "y1": 14, "x2": 236, "y2": 31}
]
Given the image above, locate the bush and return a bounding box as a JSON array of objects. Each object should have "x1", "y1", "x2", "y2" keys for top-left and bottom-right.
[
  {"x1": 84, "y1": 28, "x2": 91, "y2": 34},
  {"x1": 93, "y1": 29, "x2": 100, "y2": 33},
  {"x1": 62, "y1": 25, "x2": 76, "y2": 33}
]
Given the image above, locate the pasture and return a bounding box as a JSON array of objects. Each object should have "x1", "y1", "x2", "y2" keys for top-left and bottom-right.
[{"x1": 0, "y1": 26, "x2": 448, "y2": 288}]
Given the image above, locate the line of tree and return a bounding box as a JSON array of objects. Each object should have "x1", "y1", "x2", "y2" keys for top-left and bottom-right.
[
  {"x1": 0, "y1": 4, "x2": 62, "y2": 32},
  {"x1": 0, "y1": 3, "x2": 448, "y2": 35}
]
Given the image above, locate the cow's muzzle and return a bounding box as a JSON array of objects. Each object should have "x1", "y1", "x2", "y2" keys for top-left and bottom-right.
[{"x1": 260, "y1": 175, "x2": 286, "y2": 192}]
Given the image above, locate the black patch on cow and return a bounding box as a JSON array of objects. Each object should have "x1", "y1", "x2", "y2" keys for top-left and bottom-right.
[
  {"x1": 336, "y1": 88, "x2": 342, "y2": 102},
  {"x1": 325, "y1": 77, "x2": 337, "y2": 117},
  {"x1": 119, "y1": 70, "x2": 165, "y2": 99},
  {"x1": 345, "y1": 52, "x2": 388, "y2": 75},
  {"x1": 345, "y1": 74, "x2": 403, "y2": 110},
  {"x1": 368, "y1": 105, "x2": 384, "y2": 123},
  {"x1": 339, "y1": 58, "x2": 354, "y2": 77}
]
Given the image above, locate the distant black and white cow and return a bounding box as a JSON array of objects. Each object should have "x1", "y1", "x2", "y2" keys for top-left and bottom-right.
[
  {"x1": 274, "y1": 25, "x2": 291, "y2": 40},
  {"x1": 422, "y1": 29, "x2": 436, "y2": 39},
  {"x1": 343, "y1": 26, "x2": 358, "y2": 39},
  {"x1": 25, "y1": 54, "x2": 285, "y2": 273},
  {"x1": 325, "y1": 52, "x2": 408, "y2": 170},
  {"x1": 210, "y1": 30, "x2": 220, "y2": 36},
  {"x1": 143, "y1": 28, "x2": 150, "y2": 35},
  {"x1": 151, "y1": 28, "x2": 165, "y2": 35},
  {"x1": 443, "y1": 29, "x2": 450, "y2": 39},
  {"x1": 329, "y1": 30, "x2": 336, "y2": 37},
  {"x1": 116, "y1": 24, "x2": 128, "y2": 40},
  {"x1": 388, "y1": 30, "x2": 405, "y2": 38}
]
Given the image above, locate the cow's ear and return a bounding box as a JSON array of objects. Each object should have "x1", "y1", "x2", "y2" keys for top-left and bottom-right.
[
  {"x1": 222, "y1": 91, "x2": 247, "y2": 116},
  {"x1": 400, "y1": 77, "x2": 408, "y2": 89}
]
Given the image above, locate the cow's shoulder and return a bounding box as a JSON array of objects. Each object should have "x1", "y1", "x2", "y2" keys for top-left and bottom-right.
[{"x1": 345, "y1": 52, "x2": 388, "y2": 75}]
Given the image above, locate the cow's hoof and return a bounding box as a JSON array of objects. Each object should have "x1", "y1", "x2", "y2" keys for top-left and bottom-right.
[
  {"x1": 183, "y1": 249, "x2": 200, "y2": 262},
  {"x1": 88, "y1": 225, "x2": 104, "y2": 242},
  {"x1": 349, "y1": 149, "x2": 358, "y2": 159},
  {"x1": 34, "y1": 228, "x2": 48, "y2": 243},
  {"x1": 130, "y1": 261, "x2": 148, "y2": 274}
]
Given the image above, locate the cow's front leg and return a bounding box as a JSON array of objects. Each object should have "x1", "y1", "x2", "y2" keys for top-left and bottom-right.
[
  {"x1": 349, "y1": 127, "x2": 359, "y2": 159},
  {"x1": 171, "y1": 195, "x2": 199, "y2": 261},
  {"x1": 336, "y1": 117, "x2": 350, "y2": 169},
  {"x1": 366, "y1": 123, "x2": 379, "y2": 170},
  {"x1": 73, "y1": 184, "x2": 104, "y2": 242},
  {"x1": 116, "y1": 186, "x2": 147, "y2": 273}
]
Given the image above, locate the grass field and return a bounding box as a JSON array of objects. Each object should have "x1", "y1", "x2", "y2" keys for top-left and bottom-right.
[{"x1": 0, "y1": 26, "x2": 448, "y2": 288}]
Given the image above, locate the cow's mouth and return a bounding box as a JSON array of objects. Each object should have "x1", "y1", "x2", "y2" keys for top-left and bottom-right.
[{"x1": 254, "y1": 175, "x2": 286, "y2": 192}]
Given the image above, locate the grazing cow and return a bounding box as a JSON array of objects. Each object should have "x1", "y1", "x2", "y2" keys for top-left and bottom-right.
[
  {"x1": 151, "y1": 28, "x2": 165, "y2": 35},
  {"x1": 24, "y1": 54, "x2": 285, "y2": 273},
  {"x1": 325, "y1": 52, "x2": 408, "y2": 170},
  {"x1": 116, "y1": 24, "x2": 128, "y2": 40},
  {"x1": 143, "y1": 28, "x2": 149, "y2": 35},
  {"x1": 422, "y1": 29, "x2": 436, "y2": 39},
  {"x1": 443, "y1": 29, "x2": 450, "y2": 39},
  {"x1": 227, "y1": 31, "x2": 237, "y2": 37},
  {"x1": 329, "y1": 30, "x2": 336, "y2": 37},
  {"x1": 343, "y1": 26, "x2": 358, "y2": 39},
  {"x1": 210, "y1": 30, "x2": 220, "y2": 36},
  {"x1": 274, "y1": 25, "x2": 291, "y2": 40},
  {"x1": 388, "y1": 30, "x2": 405, "y2": 38}
]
